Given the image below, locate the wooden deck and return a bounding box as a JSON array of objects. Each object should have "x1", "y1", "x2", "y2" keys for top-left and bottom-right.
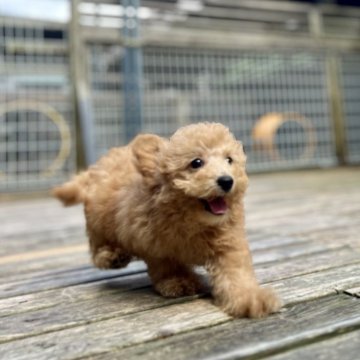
[{"x1": 0, "y1": 168, "x2": 359, "y2": 360}]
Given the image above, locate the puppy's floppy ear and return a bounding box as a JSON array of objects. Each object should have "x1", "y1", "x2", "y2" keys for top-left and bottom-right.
[
  {"x1": 237, "y1": 141, "x2": 247, "y2": 165},
  {"x1": 131, "y1": 134, "x2": 166, "y2": 185}
]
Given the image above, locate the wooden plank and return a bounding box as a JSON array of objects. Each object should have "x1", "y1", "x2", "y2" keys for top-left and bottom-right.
[
  {"x1": 0, "y1": 252, "x2": 90, "y2": 283},
  {"x1": 252, "y1": 240, "x2": 345, "y2": 264},
  {"x1": 188, "y1": 6, "x2": 307, "y2": 24},
  {"x1": 246, "y1": 190, "x2": 360, "y2": 222},
  {"x1": 0, "y1": 236, "x2": 348, "y2": 298},
  {"x1": 0, "y1": 15, "x2": 68, "y2": 29},
  {"x1": 0, "y1": 261, "x2": 147, "y2": 300},
  {"x1": 0, "y1": 247, "x2": 355, "y2": 317},
  {"x1": 247, "y1": 213, "x2": 360, "y2": 238},
  {"x1": 0, "y1": 226, "x2": 327, "y2": 280},
  {"x1": 0, "y1": 300, "x2": 229, "y2": 359},
  {"x1": 82, "y1": 22, "x2": 360, "y2": 50},
  {"x1": 0, "y1": 286, "x2": 177, "y2": 344},
  {"x1": 0, "y1": 227, "x2": 86, "y2": 257},
  {"x1": 0, "y1": 168, "x2": 358, "y2": 359},
  {"x1": 0, "y1": 260, "x2": 358, "y2": 345},
  {"x1": 1, "y1": 294, "x2": 359, "y2": 360},
  {"x1": 90, "y1": 295, "x2": 360, "y2": 360},
  {"x1": 249, "y1": 235, "x2": 305, "y2": 251},
  {"x1": 0, "y1": 198, "x2": 78, "y2": 215},
  {"x1": 255, "y1": 247, "x2": 360, "y2": 284},
  {"x1": 0, "y1": 229, "x2": 296, "y2": 265},
  {"x1": 272, "y1": 263, "x2": 360, "y2": 305},
  {"x1": 263, "y1": 330, "x2": 360, "y2": 360},
  {"x1": 246, "y1": 169, "x2": 360, "y2": 196},
  {"x1": 0, "y1": 232, "x2": 294, "y2": 281},
  {"x1": 0, "y1": 253, "x2": 89, "y2": 280},
  {"x1": 246, "y1": 213, "x2": 360, "y2": 239},
  {"x1": 0, "y1": 244, "x2": 87, "y2": 266},
  {"x1": 246, "y1": 191, "x2": 360, "y2": 217},
  {"x1": 296, "y1": 224, "x2": 360, "y2": 250},
  {"x1": 6, "y1": 39, "x2": 68, "y2": 55},
  {"x1": 0, "y1": 271, "x2": 151, "y2": 318},
  {"x1": 0, "y1": 206, "x2": 84, "y2": 240},
  {"x1": 207, "y1": 0, "x2": 311, "y2": 13},
  {"x1": 0, "y1": 227, "x2": 357, "y2": 296},
  {"x1": 0, "y1": 247, "x2": 354, "y2": 318}
]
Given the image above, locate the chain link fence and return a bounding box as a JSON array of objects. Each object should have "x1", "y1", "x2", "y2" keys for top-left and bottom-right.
[
  {"x1": 1, "y1": 0, "x2": 360, "y2": 192},
  {"x1": 87, "y1": 44, "x2": 337, "y2": 171},
  {"x1": 0, "y1": 16, "x2": 76, "y2": 191},
  {"x1": 341, "y1": 54, "x2": 360, "y2": 164}
]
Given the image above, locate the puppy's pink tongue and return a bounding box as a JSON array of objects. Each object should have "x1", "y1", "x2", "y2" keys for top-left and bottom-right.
[{"x1": 208, "y1": 197, "x2": 228, "y2": 215}]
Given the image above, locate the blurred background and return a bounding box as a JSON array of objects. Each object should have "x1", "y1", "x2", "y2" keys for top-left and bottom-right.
[{"x1": 0, "y1": 0, "x2": 359, "y2": 193}]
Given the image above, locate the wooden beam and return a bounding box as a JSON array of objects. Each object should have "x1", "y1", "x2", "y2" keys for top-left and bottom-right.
[
  {"x1": 193, "y1": 5, "x2": 307, "y2": 24},
  {"x1": 0, "y1": 15, "x2": 68, "y2": 29},
  {"x1": 205, "y1": 0, "x2": 360, "y2": 17},
  {"x1": 5, "y1": 40, "x2": 68, "y2": 55},
  {"x1": 69, "y1": 0, "x2": 97, "y2": 167},
  {"x1": 205, "y1": 0, "x2": 313, "y2": 13},
  {"x1": 326, "y1": 55, "x2": 348, "y2": 165},
  {"x1": 81, "y1": 22, "x2": 360, "y2": 51},
  {"x1": 308, "y1": 7, "x2": 323, "y2": 38}
]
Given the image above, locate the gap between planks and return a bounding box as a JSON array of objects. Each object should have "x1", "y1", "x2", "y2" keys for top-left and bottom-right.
[
  {"x1": 0, "y1": 293, "x2": 359, "y2": 360},
  {"x1": 0, "y1": 246, "x2": 357, "y2": 318},
  {"x1": 0, "y1": 239, "x2": 355, "y2": 299},
  {"x1": 0, "y1": 258, "x2": 359, "y2": 345}
]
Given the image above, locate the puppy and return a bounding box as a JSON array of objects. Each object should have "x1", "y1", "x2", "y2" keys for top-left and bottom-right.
[{"x1": 53, "y1": 122, "x2": 280, "y2": 318}]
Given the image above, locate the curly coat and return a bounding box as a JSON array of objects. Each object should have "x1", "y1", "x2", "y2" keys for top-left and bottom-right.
[{"x1": 53, "y1": 122, "x2": 280, "y2": 318}]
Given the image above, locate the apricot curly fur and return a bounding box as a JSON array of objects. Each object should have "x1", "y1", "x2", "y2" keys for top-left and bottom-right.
[{"x1": 53, "y1": 122, "x2": 281, "y2": 318}]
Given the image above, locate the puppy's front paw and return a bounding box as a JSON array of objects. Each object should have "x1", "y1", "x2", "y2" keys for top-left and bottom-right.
[
  {"x1": 220, "y1": 287, "x2": 281, "y2": 318},
  {"x1": 155, "y1": 276, "x2": 203, "y2": 298}
]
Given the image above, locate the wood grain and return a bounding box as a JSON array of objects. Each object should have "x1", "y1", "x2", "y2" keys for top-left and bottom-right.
[
  {"x1": 0, "y1": 260, "x2": 358, "y2": 344},
  {"x1": 0, "y1": 261, "x2": 147, "y2": 299},
  {"x1": 1, "y1": 168, "x2": 359, "y2": 360},
  {"x1": 85, "y1": 295, "x2": 360, "y2": 360},
  {"x1": 2, "y1": 294, "x2": 359, "y2": 360},
  {"x1": 265, "y1": 330, "x2": 360, "y2": 360}
]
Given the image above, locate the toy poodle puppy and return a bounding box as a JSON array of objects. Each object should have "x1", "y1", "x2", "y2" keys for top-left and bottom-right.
[{"x1": 53, "y1": 122, "x2": 280, "y2": 318}]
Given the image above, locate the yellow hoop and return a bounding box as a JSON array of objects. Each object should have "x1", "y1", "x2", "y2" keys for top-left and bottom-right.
[
  {"x1": 252, "y1": 112, "x2": 317, "y2": 161},
  {"x1": 0, "y1": 100, "x2": 72, "y2": 178}
]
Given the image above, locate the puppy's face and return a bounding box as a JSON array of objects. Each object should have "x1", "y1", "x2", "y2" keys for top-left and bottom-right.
[{"x1": 161, "y1": 123, "x2": 248, "y2": 224}]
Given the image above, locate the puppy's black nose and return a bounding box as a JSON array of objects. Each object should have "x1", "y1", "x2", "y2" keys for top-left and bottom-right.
[{"x1": 217, "y1": 176, "x2": 234, "y2": 193}]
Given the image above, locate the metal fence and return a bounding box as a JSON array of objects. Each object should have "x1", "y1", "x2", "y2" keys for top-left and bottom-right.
[
  {"x1": 0, "y1": 16, "x2": 76, "y2": 192},
  {"x1": 341, "y1": 54, "x2": 360, "y2": 164},
  {"x1": 1, "y1": 0, "x2": 360, "y2": 192},
  {"x1": 87, "y1": 45, "x2": 337, "y2": 171},
  {"x1": 142, "y1": 47, "x2": 337, "y2": 171},
  {"x1": 87, "y1": 44, "x2": 125, "y2": 157}
]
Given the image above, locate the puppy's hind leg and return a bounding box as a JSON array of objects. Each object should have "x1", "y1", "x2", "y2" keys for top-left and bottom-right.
[
  {"x1": 146, "y1": 258, "x2": 203, "y2": 298},
  {"x1": 89, "y1": 233, "x2": 132, "y2": 270},
  {"x1": 93, "y1": 245, "x2": 132, "y2": 270}
]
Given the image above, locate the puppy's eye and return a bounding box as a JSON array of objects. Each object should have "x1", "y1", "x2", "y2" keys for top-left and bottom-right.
[
  {"x1": 226, "y1": 157, "x2": 233, "y2": 164},
  {"x1": 190, "y1": 158, "x2": 204, "y2": 169}
]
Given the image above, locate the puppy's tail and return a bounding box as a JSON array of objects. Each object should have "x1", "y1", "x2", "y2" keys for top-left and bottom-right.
[{"x1": 52, "y1": 171, "x2": 89, "y2": 206}]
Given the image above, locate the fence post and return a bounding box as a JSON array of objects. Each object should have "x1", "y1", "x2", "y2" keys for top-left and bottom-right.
[
  {"x1": 122, "y1": 0, "x2": 143, "y2": 141},
  {"x1": 326, "y1": 54, "x2": 348, "y2": 165},
  {"x1": 308, "y1": 6, "x2": 323, "y2": 39},
  {"x1": 69, "y1": 0, "x2": 96, "y2": 167}
]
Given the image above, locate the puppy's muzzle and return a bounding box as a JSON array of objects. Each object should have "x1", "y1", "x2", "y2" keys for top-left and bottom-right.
[{"x1": 217, "y1": 176, "x2": 234, "y2": 193}]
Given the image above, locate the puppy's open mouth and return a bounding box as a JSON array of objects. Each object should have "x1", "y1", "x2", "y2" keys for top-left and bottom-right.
[{"x1": 200, "y1": 197, "x2": 228, "y2": 216}]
